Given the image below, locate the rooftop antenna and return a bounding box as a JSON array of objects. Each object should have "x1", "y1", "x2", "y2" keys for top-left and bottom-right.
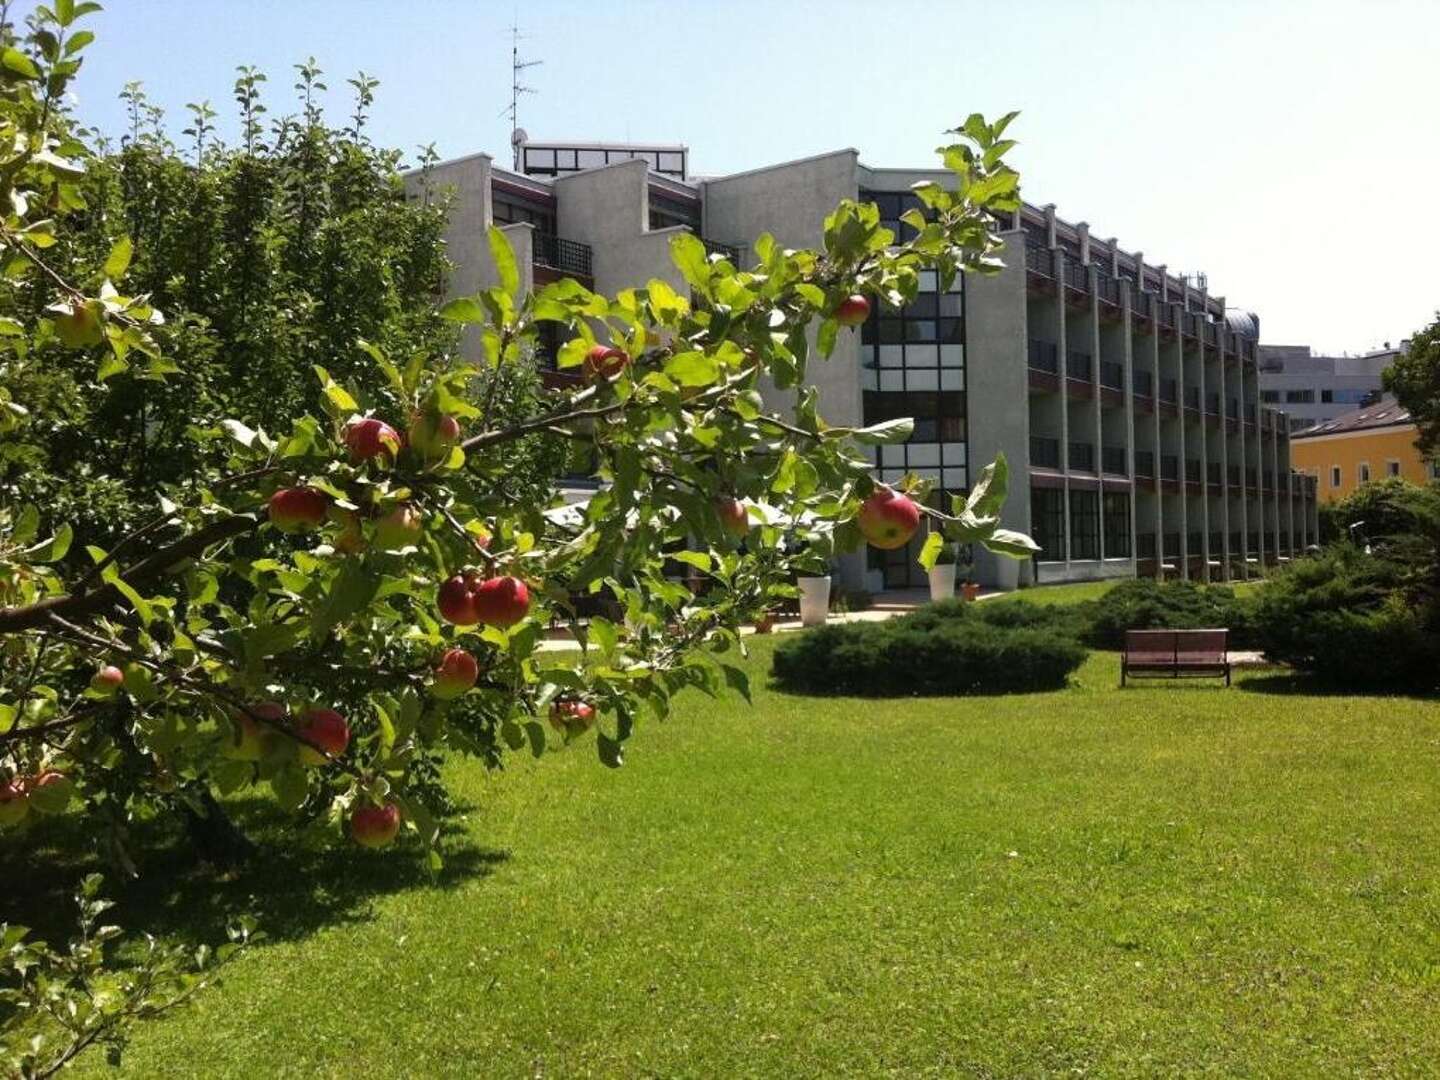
[{"x1": 501, "y1": 21, "x2": 541, "y2": 169}]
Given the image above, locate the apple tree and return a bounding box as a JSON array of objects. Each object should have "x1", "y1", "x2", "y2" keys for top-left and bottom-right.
[{"x1": 0, "y1": 4, "x2": 1031, "y2": 1072}]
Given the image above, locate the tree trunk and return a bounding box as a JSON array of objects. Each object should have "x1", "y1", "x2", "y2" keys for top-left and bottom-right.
[{"x1": 182, "y1": 788, "x2": 256, "y2": 869}]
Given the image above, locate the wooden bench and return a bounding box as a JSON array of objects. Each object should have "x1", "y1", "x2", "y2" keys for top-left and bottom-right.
[{"x1": 1121, "y1": 628, "x2": 1231, "y2": 687}]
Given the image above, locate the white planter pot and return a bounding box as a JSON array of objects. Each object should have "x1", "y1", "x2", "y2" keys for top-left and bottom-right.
[
  {"x1": 798, "y1": 575, "x2": 831, "y2": 627},
  {"x1": 928, "y1": 563, "x2": 957, "y2": 603}
]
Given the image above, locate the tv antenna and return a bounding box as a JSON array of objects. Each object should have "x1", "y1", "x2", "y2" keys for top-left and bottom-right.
[{"x1": 502, "y1": 22, "x2": 541, "y2": 168}]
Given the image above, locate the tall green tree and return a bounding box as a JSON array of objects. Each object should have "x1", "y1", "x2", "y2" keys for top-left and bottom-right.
[{"x1": 1382, "y1": 311, "x2": 1440, "y2": 456}]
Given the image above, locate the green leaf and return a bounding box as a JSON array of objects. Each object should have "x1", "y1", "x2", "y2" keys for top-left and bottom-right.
[
  {"x1": 271, "y1": 765, "x2": 309, "y2": 812},
  {"x1": 587, "y1": 616, "x2": 618, "y2": 657},
  {"x1": 11, "y1": 505, "x2": 39, "y2": 545},
  {"x1": 670, "y1": 233, "x2": 711, "y2": 294},
  {"x1": 487, "y1": 226, "x2": 519, "y2": 299},
  {"x1": 982, "y1": 528, "x2": 1041, "y2": 558},
  {"x1": 720, "y1": 663, "x2": 751, "y2": 704},
  {"x1": 439, "y1": 297, "x2": 487, "y2": 323},
  {"x1": 557, "y1": 335, "x2": 591, "y2": 369},
  {"x1": 597, "y1": 731, "x2": 624, "y2": 769},
  {"x1": 671, "y1": 550, "x2": 711, "y2": 573},
  {"x1": 2, "y1": 48, "x2": 40, "y2": 79},
  {"x1": 817, "y1": 317, "x2": 839, "y2": 359},
  {"x1": 28, "y1": 775, "x2": 74, "y2": 815},
  {"x1": 664, "y1": 351, "x2": 719, "y2": 388},
  {"x1": 312, "y1": 366, "x2": 358, "y2": 414},
  {"x1": 95, "y1": 352, "x2": 128, "y2": 382},
  {"x1": 103, "y1": 236, "x2": 133, "y2": 281},
  {"x1": 523, "y1": 721, "x2": 546, "y2": 758},
  {"x1": 965, "y1": 453, "x2": 1009, "y2": 520},
  {"x1": 24, "y1": 522, "x2": 72, "y2": 563},
  {"x1": 847, "y1": 417, "x2": 914, "y2": 445},
  {"x1": 917, "y1": 531, "x2": 945, "y2": 572}
]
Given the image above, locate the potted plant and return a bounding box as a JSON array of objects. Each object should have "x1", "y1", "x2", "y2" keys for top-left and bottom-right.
[
  {"x1": 927, "y1": 541, "x2": 958, "y2": 602},
  {"x1": 959, "y1": 552, "x2": 981, "y2": 601},
  {"x1": 753, "y1": 610, "x2": 776, "y2": 634}
]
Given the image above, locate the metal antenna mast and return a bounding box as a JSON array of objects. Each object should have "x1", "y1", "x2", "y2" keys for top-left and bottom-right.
[{"x1": 503, "y1": 22, "x2": 541, "y2": 169}]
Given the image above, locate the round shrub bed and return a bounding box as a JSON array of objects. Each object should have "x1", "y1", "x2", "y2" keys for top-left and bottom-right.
[
  {"x1": 771, "y1": 600, "x2": 1086, "y2": 696},
  {"x1": 1075, "y1": 579, "x2": 1256, "y2": 649}
]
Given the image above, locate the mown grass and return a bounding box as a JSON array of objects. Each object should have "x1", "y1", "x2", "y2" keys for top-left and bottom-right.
[{"x1": 55, "y1": 633, "x2": 1440, "y2": 1077}]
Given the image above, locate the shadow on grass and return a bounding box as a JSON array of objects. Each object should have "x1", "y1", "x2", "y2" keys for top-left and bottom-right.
[
  {"x1": 764, "y1": 677, "x2": 1074, "y2": 700},
  {"x1": 1236, "y1": 671, "x2": 1440, "y2": 700},
  {"x1": 1, "y1": 792, "x2": 509, "y2": 952}
]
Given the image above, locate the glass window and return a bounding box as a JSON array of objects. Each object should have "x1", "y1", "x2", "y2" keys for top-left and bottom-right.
[
  {"x1": 1031, "y1": 487, "x2": 1066, "y2": 561},
  {"x1": 1285, "y1": 389, "x2": 1315, "y2": 404},
  {"x1": 1320, "y1": 388, "x2": 1333, "y2": 404},
  {"x1": 658, "y1": 151, "x2": 684, "y2": 174},
  {"x1": 1069, "y1": 490, "x2": 1100, "y2": 560},
  {"x1": 1260, "y1": 389, "x2": 1280, "y2": 403},
  {"x1": 557, "y1": 149, "x2": 577, "y2": 169},
  {"x1": 1387, "y1": 460, "x2": 1401, "y2": 477},
  {"x1": 1331, "y1": 466, "x2": 1341, "y2": 488},
  {"x1": 526, "y1": 148, "x2": 555, "y2": 168},
  {"x1": 1359, "y1": 462, "x2": 1370, "y2": 483},
  {"x1": 577, "y1": 149, "x2": 605, "y2": 168},
  {"x1": 1103, "y1": 492, "x2": 1131, "y2": 558}
]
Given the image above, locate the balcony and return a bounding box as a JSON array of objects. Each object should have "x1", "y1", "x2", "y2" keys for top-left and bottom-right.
[
  {"x1": 1099, "y1": 360, "x2": 1125, "y2": 391},
  {"x1": 1097, "y1": 273, "x2": 1120, "y2": 306},
  {"x1": 1028, "y1": 338, "x2": 1059, "y2": 374},
  {"x1": 1160, "y1": 454, "x2": 1179, "y2": 482},
  {"x1": 1030, "y1": 435, "x2": 1061, "y2": 469},
  {"x1": 1183, "y1": 313, "x2": 1200, "y2": 337},
  {"x1": 1188, "y1": 531, "x2": 1203, "y2": 556},
  {"x1": 1068, "y1": 441, "x2": 1096, "y2": 473},
  {"x1": 1133, "y1": 369, "x2": 1154, "y2": 397},
  {"x1": 1133, "y1": 291, "x2": 1152, "y2": 319},
  {"x1": 1134, "y1": 449, "x2": 1155, "y2": 478},
  {"x1": 1159, "y1": 305, "x2": 1174, "y2": 329},
  {"x1": 1025, "y1": 243, "x2": 1052, "y2": 277},
  {"x1": 533, "y1": 233, "x2": 593, "y2": 278},
  {"x1": 1245, "y1": 406, "x2": 1257, "y2": 425},
  {"x1": 701, "y1": 237, "x2": 741, "y2": 263},
  {"x1": 1227, "y1": 397, "x2": 1239, "y2": 419},
  {"x1": 1067, "y1": 350, "x2": 1093, "y2": 381},
  {"x1": 1227, "y1": 465, "x2": 1240, "y2": 486},
  {"x1": 1102, "y1": 445, "x2": 1127, "y2": 475},
  {"x1": 1230, "y1": 532, "x2": 1242, "y2": 553},
  {"x1": 1210, "y1": 531, "x2": 1224, "y2": 553},
  {"x1": 1206, "y1": 392, "x2": 1220, "y2": 415},
  {"x1": 1063, "y1": 260, "x2": 1089, "y2": 292},
  {"x1": 1184, "y1": 386, "x2": 1201, "y2": 411},
  {"x1": 1204, "y1": 322, "x2": 1218, "y2": 346},
  {"x1": 1163, "y1": 532, "x2": 1181, "y2": 558},
  {"x1": 1245, "y1": 467, "x2": 1258, "y2": 489},
  {"x1": 1185, "y1": 459, "x2": 1201, "y2": 484}
]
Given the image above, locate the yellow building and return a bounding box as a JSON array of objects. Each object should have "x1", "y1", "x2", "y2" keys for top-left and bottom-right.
[{"x1": 1290, "y1": 395, "x2": 1440, "y2": 502}]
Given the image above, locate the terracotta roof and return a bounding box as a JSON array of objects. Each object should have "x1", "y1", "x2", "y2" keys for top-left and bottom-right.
[{"x1": 1291, "y1": 394, "x2": 1413, "y2": 438}]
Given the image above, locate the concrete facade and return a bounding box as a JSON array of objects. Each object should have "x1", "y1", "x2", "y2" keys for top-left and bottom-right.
[
  {"x1": 1257, "y1": 343, "x2": 1406, "y2": 432},
  {"x1": 408, "y1": 137, "x2": 1318, "y2": 589}
]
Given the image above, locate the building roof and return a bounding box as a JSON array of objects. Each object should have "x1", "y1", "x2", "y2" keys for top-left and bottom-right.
[{"x1": 1291, "y1": 394, "x2": 1413, "y2": 438}]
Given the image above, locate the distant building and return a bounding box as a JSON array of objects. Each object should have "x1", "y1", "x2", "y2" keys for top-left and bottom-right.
[
  {"x1": 1289, "y1": 394, "x2": 1438, "y2": 502},
  {"x1": 1257, "y1": 343, "x2": 1406, "y2": 433},
  {"x1": 408, "y1": 137, "x2": 1318, "y2": 589}
]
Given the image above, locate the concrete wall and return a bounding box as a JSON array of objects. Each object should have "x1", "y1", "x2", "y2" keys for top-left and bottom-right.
[
  {"x1": 966, "y1": 231, "x2": 1031, "y2": 589},
  {"x1": 554, "y1": 160, "x2": 687, "y2": 299}
]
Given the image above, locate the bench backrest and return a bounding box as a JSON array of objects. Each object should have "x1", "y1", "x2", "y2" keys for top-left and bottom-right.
[{"x1": 1125, "y1": 628, "x2": 1228, "y2": 661}]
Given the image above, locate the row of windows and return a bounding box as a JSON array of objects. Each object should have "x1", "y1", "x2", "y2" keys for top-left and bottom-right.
[
  {"x1": 1029, "y1": 489, "x2": 1132, "y2": 561},
  {"x1": 522, "y1": 146, "x2": 685, "y2": 178},
  {"x1": 493, "y1": 196, "x2": 555, "y2": 235},
  {"x1": 649, "y1": 192, "x2": 699, "y2": 232},
  {"x1": 1260, "y1": 387, "x2": 1379, "y2": 405},
  {"x1": 1330, "y1": 461, "x2": 1404, "y2": 487},
  {"x1": 863, "y1": 390, "x2": 965, "y2": 443}
]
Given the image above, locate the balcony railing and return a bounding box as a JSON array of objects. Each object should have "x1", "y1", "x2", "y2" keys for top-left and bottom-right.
[
  {"x1": 1067, "y1": 350, "x2": 1093, "y2": 381},
  {"x1": 1064, "y1": 260, "x2": 1089, "y2": 292},
  {"x1": 1135, "y1": 449, "x2": 1155, "y2": 477},
  {"x1": 1161, "y1": 454, "x2": 1179, "y2": 481},
  {"x1": 1101, "y1": 446, "x2": 1127, "y2": 475},
  {"x1": 1160, "y1": 378, "x2": 1178, "y2": 404},
  {"x1": 1025, "y1": 243, "x2": 1052, "y2": 276},
  {"x1": 1137, "y1": 532, "x2": 1157, "y2": 559},
  {"x1": 1097, "y1": 273, "x2": 1120, "y2": 305},
  {"x1": 1133, "y1": 369, "x2": 1153, "y2": 397},
  {"x1": 1068, "y1": 441, "x2": 1095, "y2": 473},
  {"x1": 1206, "y1": 392, "x2": 1220, "y2": 415},
  {"x1": 1185, "y1": 459, "x2": 1201, "y2": 483},
  {"x1": 1183, "y1": 313, "x2": 1200, "y2": 337},
  {"x1": 1204, "y1": 322, "x2": 1218, "y2": 345},
  {"x1": 1030, "y1": 435, "x2": 1061, "y2": 469},
  {"x1": 1207, "y1": 462, "x2": 1221, "y2": 485},
  {"x1": 701, "y1": 237, "x2": 741, "y2": 263},
  {"x1": 533, "y1": 233, "x2": 594, "y2": 277},
  {"x1": 1159, "y1": 304, "x2": 1174, "y2": 328},
  {"x1": 1028, "y1": 338, "x2": 1059, "y2": 374},
  {"x1": 1133, "y1": 291, "x2": 1152, "y2": 319},
  {"x1": 1099, "y1": 360, "x2": 1124, "y2": 390},
  {"x1": 1184, "y1": 386, "x2": 1201, "y2": 411}
]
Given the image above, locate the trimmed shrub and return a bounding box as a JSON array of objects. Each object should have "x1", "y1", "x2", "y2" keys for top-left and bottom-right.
[
  {"x1": 1250, "y1": 545, "x2": 1440, "y2": 691},
  {"x1": 1076, "y1": 579, "x2": 1255, "y2": 648},
  {"x1": 771, "y1": 602, "x2": 1086, "y2": 696}
]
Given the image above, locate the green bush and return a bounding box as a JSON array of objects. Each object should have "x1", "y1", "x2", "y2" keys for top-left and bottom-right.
[
  {"x1": 1076, "y1": 579, "x2": 1255, "y2": 648},
  {"x1": 1250, "y1": 545, "x2": 1440, "y2": 691},
  {"x1": 771, "y1": 601, "x2": 1086, "y2": 695}
]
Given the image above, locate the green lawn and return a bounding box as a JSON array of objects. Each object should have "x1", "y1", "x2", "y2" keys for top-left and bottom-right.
[{"x1": 64, "y1": 639, "x2": 1440, "y2": 1077}]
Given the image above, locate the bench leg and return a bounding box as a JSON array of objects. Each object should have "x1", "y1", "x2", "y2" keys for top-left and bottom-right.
[
  {"x1": 1225, "y1": 665, "x2": 1231, "y2": 687},
  {"x1": 1121, "y1": 664, "x2": 1126, "y2": 689}
]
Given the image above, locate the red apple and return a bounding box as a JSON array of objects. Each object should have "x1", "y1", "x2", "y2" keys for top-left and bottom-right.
[
  {"x1": 0, "y1": 778, "x2": 28, "y2": 827},
  {"x1": 472, "y1": 575, "x2": 530, "y2": 628},
  {"x1": 344, "y1": 416, "x2": 401, "y2": 462},
  {"x1": 409, "y1": 412, "x2": 461, "y2": 460},
  {"x1": 550, "y1": 698, "x2": 596, "y2": 738},
  {"x1": 715, "y1": 496, "x2": 750, "y2": 539},
  {"x1": 437, "y1": 572, "x2": 482, "y2": 626},
  {"x1": 268, "y1": 486, "x2": 329, "y2": 533},
  {"x1": 90, "y1": 664, "x2": 124, "y2": 695},
  {"x1": 374, "y1": 505, "x2": 423, "y2": 551},
  {"x1": 350, "y1": 801, "x2": 401, "y2": 849},
  {"x1": 226, "y1": 701, "x2": 285, "y2": 761},
  {"x1": 26, "y1": 770, "x2": 71, "y2": 814},
  {"x1": 584, "y1": 344, "x2": 630, "y2": 381},
  {"x1": 295, "y1": 707, "x2": 350, "y2": 767},
  {"x1": 834, "y1": 294, "x2": 870, "y2": 327},
  {"x1": 432, "y1": 648, "x2": 479, "y2": 700},
  {"x1": 857, "y1": 485, "x2": 921, "y2": 550}
]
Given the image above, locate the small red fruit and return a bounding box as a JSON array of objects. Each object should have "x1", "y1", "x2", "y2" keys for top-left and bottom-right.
[
  {"x1": 268, "y1": 487, "x2": 329, "y2": 533},
  {"x1": 227, "y1": 701, "x2": 284, "y2": 761},
  {"x1": 583, "y1": 344, "x2": 630, "y2": 381},
  {"x1": 432, "y1": 648, "x2": 479, "y2": 700},
  {"x1": 550, "y1": 698, "x2": 596, "y2": 738},
  {"x1": 856, "y1": 485, "x2": 921, "y2": 550},
  {"x1": 437, "y1": 572, "x2": 482, "y2": 626},
  {"x1": 90, "y1": 665, "x2": 124, "y2": 695},
  {"x1": 295, "y1": 707, "x2": 350, "y2": 767},
  {"x1": 715, "y1": 496, "x2": 750, "y2": 539},
  {"x1": 472, "y1": 575, "x2": 530, "y2": 628},
  {"x1": 0, "y1": 778, "x2": 29, "y2": 827},
  {"x1": 834, "y1": 294, "x2": 870, "y2": 327},
  {"x1": 350, "y1": 801, "x2": 401, "y2": 848},
  {"x1": 344, "y1": 416, "x2": 401, "y2": 462}
]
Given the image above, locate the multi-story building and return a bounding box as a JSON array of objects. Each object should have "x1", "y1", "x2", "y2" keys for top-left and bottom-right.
[
  {"x1": 1290, "y1": 394, "x2": 1438, "y2": 502},
  {"x1": 1257, "y1": 343, "x2": 1405, "y2": 432},
  {"x1": 409, "y1": 138, "x2": 1318, "y2": 591}
]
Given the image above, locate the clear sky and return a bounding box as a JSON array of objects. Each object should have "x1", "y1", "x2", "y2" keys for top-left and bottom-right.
[{"x1": 46, "y1": 0, "x2": 1440, "y2": 354}]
